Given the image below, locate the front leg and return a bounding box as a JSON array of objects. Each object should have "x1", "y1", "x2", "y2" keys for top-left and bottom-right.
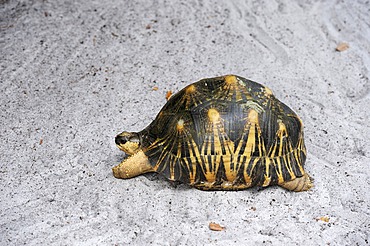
[{"x1": 112, "y1": 150, "x2": 154, "y2": 179}]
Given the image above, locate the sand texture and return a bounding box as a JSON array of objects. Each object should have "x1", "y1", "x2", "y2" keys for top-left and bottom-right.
[{"x1": 1, "y1": 0, "x2": 369, "y2": 245}]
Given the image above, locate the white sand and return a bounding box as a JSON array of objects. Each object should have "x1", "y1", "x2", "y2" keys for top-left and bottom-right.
[{"x1": 1, "y1": 0, "x2": 369, "y2": 245}]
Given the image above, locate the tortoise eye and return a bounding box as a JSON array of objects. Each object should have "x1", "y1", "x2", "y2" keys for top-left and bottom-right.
[
  {"x1": 115, "y1": 135, "x2": 127, "y2": 146},
  {"x1": 115, "y1": 132, "x2": 140, "y2": 146}
]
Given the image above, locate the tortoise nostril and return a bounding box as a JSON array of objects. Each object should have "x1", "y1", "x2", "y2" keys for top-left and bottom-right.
[{"x1": 115, "y1": 135, "x2": 127, "y2": 146}]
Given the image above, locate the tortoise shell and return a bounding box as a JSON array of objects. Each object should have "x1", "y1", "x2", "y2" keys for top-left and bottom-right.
[{"x1": 113, "y1": 75, "x2": 312, "y2": 191}]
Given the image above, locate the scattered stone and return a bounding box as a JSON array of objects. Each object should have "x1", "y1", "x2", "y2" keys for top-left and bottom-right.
[
  {"x1": 336, "y1": 42, "x2": 349, "y2": 52},
  {"x1": 209, "y1": 222, "x2": 225, "y2": 231}
]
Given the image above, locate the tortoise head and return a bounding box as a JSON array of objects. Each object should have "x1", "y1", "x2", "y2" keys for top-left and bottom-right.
[{"x1": 115, "y1": 131, "x2": 141, "y2": 155}]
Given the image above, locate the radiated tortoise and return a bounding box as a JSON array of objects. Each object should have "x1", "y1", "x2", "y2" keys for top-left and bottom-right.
[{"x1": 113, "y1": 75, "x2": 312, "y2": 191}]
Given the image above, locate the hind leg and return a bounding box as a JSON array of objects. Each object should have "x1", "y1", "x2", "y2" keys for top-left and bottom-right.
[{"x1": 279, "y1": 173, "x2": 313, "y2": 192}]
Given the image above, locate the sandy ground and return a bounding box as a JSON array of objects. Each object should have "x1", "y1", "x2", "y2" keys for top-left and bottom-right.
[{"x1": 1, "y1": 0, "x2": 369, "y2": 245}]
